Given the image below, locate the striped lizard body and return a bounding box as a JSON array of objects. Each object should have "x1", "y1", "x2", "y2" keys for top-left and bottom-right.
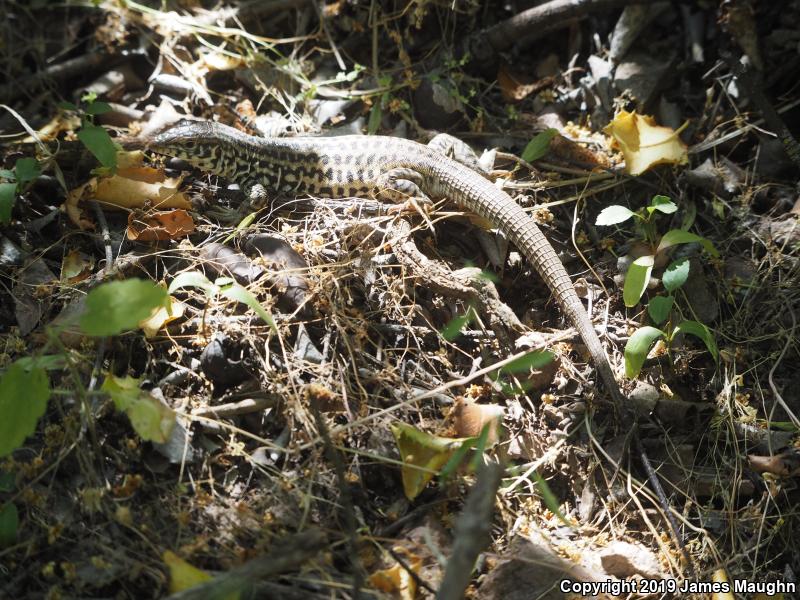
[{"x1": 150, "y1": 119, "x2": 625, "y2": 408}]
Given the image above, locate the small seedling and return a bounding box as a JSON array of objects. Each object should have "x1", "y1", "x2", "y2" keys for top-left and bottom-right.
[
  {"x1": 59, "y1": 93, "x2": 119, "y2": 172},
  {"x1": 596, "y1": 195, "x2": 719, "y2": 378},
  {"x1": 0, "y1": 157, "x2": 41, "y2": 223}
]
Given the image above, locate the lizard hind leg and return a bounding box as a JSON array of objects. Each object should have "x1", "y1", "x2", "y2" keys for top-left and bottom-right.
[
  {"x1": 427, "y1": 133, "x2": 493, "y2": 175},
  {"x1": 243, "y1": 181, "x2": 270, "y2": 209}
]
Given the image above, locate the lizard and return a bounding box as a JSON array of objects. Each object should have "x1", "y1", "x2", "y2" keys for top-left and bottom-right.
[{"x1": 147, "y1": 119, "x2": 626, "y2": 409}]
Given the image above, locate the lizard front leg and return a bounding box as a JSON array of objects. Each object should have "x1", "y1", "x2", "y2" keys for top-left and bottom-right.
[{"x1": 375, "y1": 167, "x2": 436, "y2": 232}]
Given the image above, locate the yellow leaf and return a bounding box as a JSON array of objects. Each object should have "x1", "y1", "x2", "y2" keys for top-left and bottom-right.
[
  {"x1": 369, "y1": 559, "x2": 419, "y2": 600},
  {"x1": 711, "y1": 568, "x2": 735, "y2": 600},
  {"x1": 139, "y1": 296, "x2": 185, "y2": 339},
  {"x1": 604, "y1": 110, "x2": 688, "y2": 175},
  {"x1": 391, "y1": 423, "x2": 466, "y2": 500},
  {"x1": 163, "y1": 551, "x2": 212, "y2": 594},
  {"x1": 162, "y1": 551, "x2": 240, "y2": 600}
]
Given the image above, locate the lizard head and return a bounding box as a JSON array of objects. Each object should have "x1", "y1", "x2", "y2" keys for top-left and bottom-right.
[{"x1": 149, "y1": 119, "x2": 238, "y2": 175}]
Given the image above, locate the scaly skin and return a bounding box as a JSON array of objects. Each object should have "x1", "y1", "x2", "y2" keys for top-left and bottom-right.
[{"x1": 150, "y1": 120, "x2": 625, "y2": 407}]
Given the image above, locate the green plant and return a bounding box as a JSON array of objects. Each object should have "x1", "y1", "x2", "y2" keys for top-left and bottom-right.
[
  {"x1": 0, "y1": 157, "x2": 41, "y2": 224},
  {"x1": 596, "y1": 195, "x2": 719, "y2": 378},
  {"x1": 60, "y1": 93, "x2": 119, "y2": 171},
  {"x1": 0, "y1": 96, "x2": 118, "y2": 224},
  {"x1": 0, "y1": 279, "x2": 169, "y2": 459}
]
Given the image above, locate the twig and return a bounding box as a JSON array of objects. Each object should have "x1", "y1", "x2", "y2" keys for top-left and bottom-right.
[
  {"x1": 436, "y1": 462, "x2": 503, "y2": 600},
  {"x1": 480, "y1": 0, "x2": 667, "y2": 54},
  {"x1": 310, "y1": 398, "x2": 366, "y2": 598},
  {"x1": 0, "y1": 52, "x2": 120, "y2": 104}
]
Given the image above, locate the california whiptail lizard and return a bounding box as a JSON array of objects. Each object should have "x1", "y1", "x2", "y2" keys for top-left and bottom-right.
[{"x1": 149, "y1": 119, "x2": 625, "y2": 408}]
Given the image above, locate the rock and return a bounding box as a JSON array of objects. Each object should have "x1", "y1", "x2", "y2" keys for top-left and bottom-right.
[
  {"x1": 599, "y1": 541, "x2": 664, "y2": 580},
  {"x1": 479, "y1": 536, "x2": 606, "y2": 600},
  {"x1": 682, "y1": 258, "x2": 718, "y2": 323},
  {"x1": 613, "y1": 51, "x2": 676, "y2": 109}
]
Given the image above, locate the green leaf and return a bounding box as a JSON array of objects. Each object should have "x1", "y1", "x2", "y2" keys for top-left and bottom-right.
[
  {"x1": 647, "y1": 295, "x2": 674, "y2": 325},
  {"x1": 0, "y1": 169, "x2": 15, "y2": 181},
  {"x1": 85, "y1": 101, "x2": 112, "y2": 115},
  {"x1": 126, "y1": 395, "x2": 176, "y2": 443},
  {"x1": 58, "y1": 101, "x2": 78, "y2": 111},
  {"x1": 0, "y1": 362, "x2": 50, "y2": 457},
  {"x1": 80, "y1": 91, "x2": 98, "y2": 104},
  {"x1": 80, "y1": 279, "x2": 168, "y2": 336},
  {"x1": 672, "y1": 320, "x2": 718, "y2": 361},
  {"x1": 656, "y1": 229, "x2": 718, "y2": 257},
  {"x1": 439, "y1": 435, "x2": 478, "y2": 480},
  {"x1": 101, "y1": 374, "x2": 142, "y2": 411},
  {"x1": 76, "y1": 124, "x2": 118, "y2": 169},
  {"x1": 499, "y1": 350, "x2": 555, "y2": 374},
  {"x1": 220, "y1": 283, "x2": 277, "y2": 332},
  {"x1": 647, "y1": 195, "x2": 677, "y2": 215},
  {"x1": 0, "y1": 182, "x2": 16, "y2": 223},
  {"x1": 0, "y1": 472, "x2": 14, "y2": 493},
  {"x1": 663, "y1": 257, "x2": 690, "y2": 292},
  {"x1": 168, "y1": 271, "x2": 217, "y2": 296},
  {"x1": 14, "y1": 158, "x2": 40, "y2": 186},
  {"x1": 222, "y1": 212, "x2": 257, "y2": 244},
  {"x1": 521, "y1": 128, "x2": 558, "y2": 162},
  {"x1": 367, "y1": 96, "x2": 384, "y2": 135},
  {"x1": 101, "y1": 374, "x2": 176, "y2": 443},
  {"x1": 0, "y1": 503, "x2": 18, "y2": 548},
  {"x1": 623, "y1": 255, "x2": 654, "y2": 307},
  {"x1": 624, "y1": 326, "x2": 666, "y2": 379},
  {"x1": 440, "y1": 309, "x2": 474, "y2": 342},
  {"x1": 13, "y1": 355, "x2": 66, "y2": 371},
  {"x1": 595, "y1": 205, "x2": 636, "y2": 226}
]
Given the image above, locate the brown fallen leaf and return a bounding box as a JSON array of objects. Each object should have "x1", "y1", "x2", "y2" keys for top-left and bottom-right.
[
  {"x1": 368, "y1": 547, "x2": 421, "y2": 600},
  {"x1": 126, "y1": 209, "x2": 195, "y2": 241},
  {"x1": 450, "y1": 397, "x2": 504, "y2": 445},
  {"x1": 60, "y1": 249, "x2": 94, "y2": 284},
  {"x1": 63, "y1": 150, "x2": 191, "y2": 229},
  {"x1": 748, "y1": 450, "x2": 800, "y2": 477},
  {"x1": 497, "y1": 63, "x2": 554, "y2": 103},
  {"x1": 95, "y1": 173, "x2": 190, "y2": 211}
]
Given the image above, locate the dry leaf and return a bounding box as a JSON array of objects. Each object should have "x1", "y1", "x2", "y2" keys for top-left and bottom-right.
[
  {"x1": 63, "y1": 165, "x2": 190, "y2": 230},
  {"x1": 95, "y1": 174, "x2": 190, "y2": 210},
  {"x1": 127, "y1": 209, "x2": 195, "y2": 241},
  {"x1": 748, "y1": 450, "x2": 800, "y2": 477},
  {"x1": 368, "y1": 548, "x2": 421, "y2": 600},
  {"x1": 711, "y1": 569, "x2": 735, "y2": 600},
  {"x1": 497, "y1": 64, "x2": 553, "y2": 103},
  {"x1": 451, "y1": 398, "x2": 504, "y2": 444},
  {"x1": 549, "y1": 135, "x2": 609, "y2": 168},
  {"x1": 604, "y1": 110, "x2": 688, "y2": 175},
  {"x1": 196, "y1": 51, "x2": 245, "y2": 72},
  {"x1": 60, "y1": 249, "x2": 94, "y2": 283},
  {"x1": 391, "y1": 423, "x2": 467, "y2": 500}
]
